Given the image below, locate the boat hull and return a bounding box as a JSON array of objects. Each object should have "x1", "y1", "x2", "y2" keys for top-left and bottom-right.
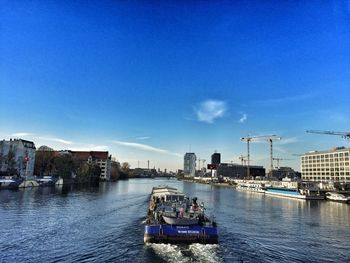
[
  {"x1": 325, "y1": 192, "x2": 350, "y2": 203},
  {"x1": 19, "y1": 180, "x2": 39, "y2": 188},
  {"x1": 325, "y1": 197, "x2": 350, "y2": 203},
  {"x1": 237, "y1": 186, "x2": 265, "y2": 193},
  {"x1": 144, "y1": 224, "x2": 218, "y2": 244},
  {"x1": 236, "y1": 182, "x2": 268, "y2": 193},
  {"x1": 0, "y1": 180, "x2": 19, "y2": 190},
  {"x1": 264, "y1": 190, "x2": 324, "y2": 200}
]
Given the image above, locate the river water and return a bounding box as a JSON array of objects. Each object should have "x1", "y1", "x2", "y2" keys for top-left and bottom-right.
[{"x1": 0, "y1": 178, "x2": 349, "y2": 262}]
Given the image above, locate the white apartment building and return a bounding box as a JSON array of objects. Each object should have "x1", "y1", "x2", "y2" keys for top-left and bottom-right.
[
  {"x1": 301, "y1": 147, "x2": 350, "y2": 183},
  {"x1": 0, "y1": 139, "x2": 36, "y2": 177},
  {"x1": 72, "y1": 151, "x2": 111, "y2": 180},
  {"x1": 184, "y1": 152, "x2": 196, "y2": 177},
  {"x1": 95, "y1": 158, "x2": 111, "y2": 181}
]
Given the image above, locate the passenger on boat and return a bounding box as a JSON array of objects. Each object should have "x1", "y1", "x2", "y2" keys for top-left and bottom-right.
[
  {"x1": 148, "y1": 200, "x2": 155, "y2": 215},
  {"x1": 192, "y1": 197, "x2": 199, "y2": 211},
  {"x1": 179, "y1": 207, "x2": 184, "y2": 218}
]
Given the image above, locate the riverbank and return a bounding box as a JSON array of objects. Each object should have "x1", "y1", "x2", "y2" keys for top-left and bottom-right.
[
  {"x1": 179, "y1": 176, "x2": 350, "y2": 202},
  {"x1": 178, "y1": 176, "x2": 235, "y2": 187}
]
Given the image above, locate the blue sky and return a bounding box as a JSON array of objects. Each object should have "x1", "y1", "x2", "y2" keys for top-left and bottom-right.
[{"x1": 1, "y1": 1, "x2": 349, "y2": 171}]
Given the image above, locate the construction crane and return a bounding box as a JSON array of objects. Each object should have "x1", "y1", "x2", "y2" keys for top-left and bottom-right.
[
  {"x1": 201, "y1": 159, "x2": 206, "y2": 170},
  {"x1": 273, "y1": 157, "x2": 293, "y2": 169},
  {"x1": 238, "y1": 155, "x2": 248, "y2": 166},
  {"x1": 306, "y1": 130, "x2": 350, "y2": 140},
  {"x1": 241, "y1": 135, "x2": 281, "y2": 177}
]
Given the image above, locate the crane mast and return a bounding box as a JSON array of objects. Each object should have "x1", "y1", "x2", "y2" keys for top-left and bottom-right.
[
  {"x1": 241, "y1": 135, "x2": 281, "y2": 177},
  {"x1": 239, "y1": 155, "x2": 248, "y2": 166}
]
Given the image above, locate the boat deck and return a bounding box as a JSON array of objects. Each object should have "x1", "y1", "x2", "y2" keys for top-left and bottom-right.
[{"x1": 144, "y1": 186, "x2": 218, "y2": 244}]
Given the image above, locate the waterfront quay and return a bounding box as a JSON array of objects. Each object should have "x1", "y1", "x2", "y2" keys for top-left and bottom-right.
[
  {"x1": 1, "y1": 178, "x2": 349, "y2": 263},
  {"x1": 181, "y1": 176, "x2": 350, "y2": 202}
]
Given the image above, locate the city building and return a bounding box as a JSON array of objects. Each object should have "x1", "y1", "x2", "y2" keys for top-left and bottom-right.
[
  {"x1": 184, "y1": 152, "x2": 196, "y2": 177},
  {"x1": 71, "y1": 151, "x2": 112, "y2": 181},
  {"x1": 211, "y1": 152, "x2": 221, "y2": 165},
  {"x1": 301, "y1": 147, "x2": 350, "y2": 183},
  {"x1": 217, "y1": 163, "x2": 265, "y2": 179},
  {"x1": 271, "y1": 167, "x2": 301, "y2": 180},
  {"x1": 0, "y1": 139, "x2": 36, "y2": 177}
]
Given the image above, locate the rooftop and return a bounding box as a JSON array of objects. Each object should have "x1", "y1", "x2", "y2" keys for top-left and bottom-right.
[
  {"x1": 71, "y1": 151, "x2": 109, "y2": 160},
  {"x1": 303, "y1": 147, "x2": 350, "y2": 156}
]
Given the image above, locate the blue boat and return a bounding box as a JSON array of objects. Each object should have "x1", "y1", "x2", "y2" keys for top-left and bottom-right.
[
  {"x1": 144, "y1": 186, "x2": 218, "y2": 244},
  {"x1": 264, "y1": 186, "x2": 324, "y2": 200}
]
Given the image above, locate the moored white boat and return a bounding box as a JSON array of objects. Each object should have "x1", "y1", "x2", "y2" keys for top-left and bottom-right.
[
  {"x1": 36, "y1": 176, "x2": 56, "y2": 186},
  {"x1": 19, "y1": 179, "x2": 39, "y2": 188},
  {"x1": 325, "y1": 192, "x2": 350, "y2": 203},
  {"x1": 0, "y1": 178, "x2": 19, "y2": 190},
  {"x1": 55, "y1": 177, "x2": 64, "y2": 185},
  {"x1": 237, "y1": 183, "x2": 265, "y2": 193}
]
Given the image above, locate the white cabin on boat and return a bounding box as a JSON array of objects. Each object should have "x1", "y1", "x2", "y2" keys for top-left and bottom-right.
[{"x1": 151, "y1": 186, "x2": 185, "y2": 202}]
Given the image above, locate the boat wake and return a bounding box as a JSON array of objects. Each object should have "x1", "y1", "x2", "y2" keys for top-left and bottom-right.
[{"x1": 146, "y1": 243, "x2": 221, "y2": 263}]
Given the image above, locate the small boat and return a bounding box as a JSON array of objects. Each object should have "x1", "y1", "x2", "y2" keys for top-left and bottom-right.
[
  {"x1": 0, "y1": 178, "x2": 19, "y2": 190},
  {"x1": 325, "y1": 192, "x2": 350, "y2": 203},
  {"x1": 55, "y1": 177, "x2": 64, "y2": 186},
  {"x1": 237, "y1": 183, "x2": 265, "y2": 193},
  {"x1": 264, "y1": 186, "x2": 324, "y2": 200},
  {"x1": 18, "y1": 178, "x2": 39, "y2": 188},
  {"x1": 36, "y1": 176, "x2": 56, "y2": 186},
  {"x1": 144, "y1": 186, "x2": 218, "y2": 244}
]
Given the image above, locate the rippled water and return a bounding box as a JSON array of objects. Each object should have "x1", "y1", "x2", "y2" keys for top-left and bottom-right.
[{"x1": 1, "y1": 178, "x2": 349, "y2": 262}]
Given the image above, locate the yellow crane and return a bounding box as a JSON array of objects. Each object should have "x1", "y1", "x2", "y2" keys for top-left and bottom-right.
[
  {"x1": 240, "y1": 135, "x2": 281, "y2": 177},
  {"x1": 306, "y1": 130, "x2": 350, "y2": 140}
]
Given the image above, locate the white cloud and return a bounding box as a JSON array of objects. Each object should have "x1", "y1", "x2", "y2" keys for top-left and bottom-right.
[
  {"x1": 274, "y1": 146, "x2": 288, "y2": 154},
  {"x1": 194, "y1": 100, "x2": 227, "y2": 123},
  {"x1": 36, "y1": 136, "x2": 73, "y2": 145},
  {"x1": 136, "y1": 136, "x2": 150, "y2": 140},
  {"x1": 11, "y1": 132, "x2": 32, "y2": 137},
  {"x1": 257, "y1": 94, "x2": 313, "y2": 105},
  {"x1": 239, "y1": 113, "x2": 247, "y2": 123},
  {"x1": 276, "y1": 137, "x2": 298, "y2": 145},
  {"x1": 112, "y1": 140, "x2": 182, "y2": 157},
  {"x1": 70, "y1": 145, "x2": 109, "y2": 151},
  {"x1": 9, "y1": 132, "x2": 110, "y2": 152}
]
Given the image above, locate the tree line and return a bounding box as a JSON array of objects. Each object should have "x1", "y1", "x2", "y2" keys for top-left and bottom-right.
[{"x1": 34, "y1": 150, "x2": 131, "y2": 184}]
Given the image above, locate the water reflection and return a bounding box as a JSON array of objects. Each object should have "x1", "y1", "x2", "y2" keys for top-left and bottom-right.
[{"x1": 0, "y1": 179, "x2": 349, "y2": 263}]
